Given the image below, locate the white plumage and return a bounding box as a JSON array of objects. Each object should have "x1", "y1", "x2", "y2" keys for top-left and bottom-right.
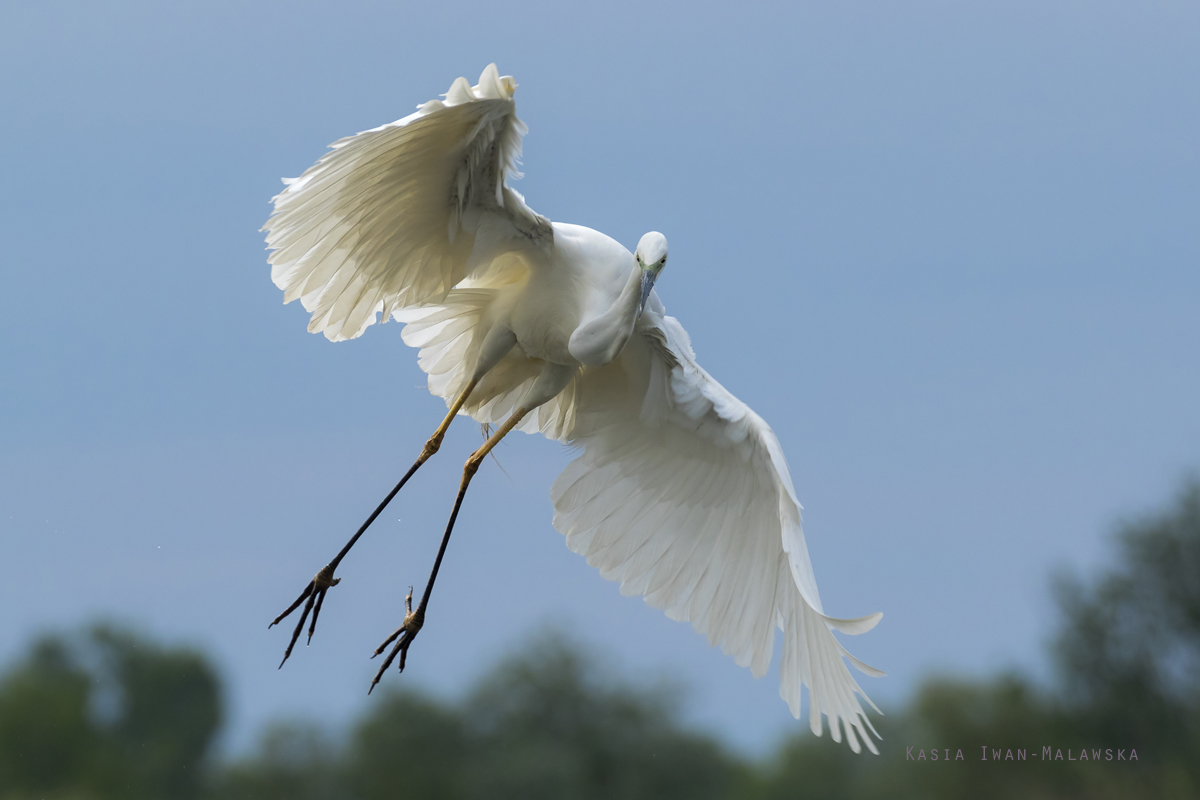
[{"x1": 265, "y1": 64, "x2": 884, "y2": 752}]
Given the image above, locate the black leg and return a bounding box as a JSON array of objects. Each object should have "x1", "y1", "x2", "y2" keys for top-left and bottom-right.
[
  {"x1": 368, "y1": 406, "x2": 529, "y2": 692},
  {"x1": 270, "y1": 381, "x2": 479, "y2": 667}
]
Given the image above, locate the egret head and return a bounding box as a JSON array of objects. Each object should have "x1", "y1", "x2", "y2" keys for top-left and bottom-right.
[{"x1": 634, "y1": 231, "x2": 668, "y2": 312}]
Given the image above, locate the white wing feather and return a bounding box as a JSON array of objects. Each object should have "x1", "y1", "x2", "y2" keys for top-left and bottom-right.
[
  {"x1": 266, "y1": 65, "x2": 884, "y2": 750},
  {"x1": 395, "y1": 284, "x2": 580, "y2": 443},
  {"x1": 551, "y1": 313, "x2": 885, "y2": 753},
  {"x1": 264, "y1": 64, "x2": 549, "y2": 342}
]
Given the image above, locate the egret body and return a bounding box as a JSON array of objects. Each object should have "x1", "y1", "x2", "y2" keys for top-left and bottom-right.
[{"x1": 265, "y1": 65, "x2": 883, "y2": 753}]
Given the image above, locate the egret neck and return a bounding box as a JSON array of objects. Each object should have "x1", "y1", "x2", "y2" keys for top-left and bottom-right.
[
  {"x1": 567, "y1": 261, "x2": 654, "y2": 367},
  {"x1": 567, "y1": 232, "x2": 668, "y2": 368}
]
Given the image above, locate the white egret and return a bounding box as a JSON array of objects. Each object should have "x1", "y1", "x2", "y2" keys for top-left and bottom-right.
[{"x1": 265, "y1": 65, "x2": 884, "y2": 752}]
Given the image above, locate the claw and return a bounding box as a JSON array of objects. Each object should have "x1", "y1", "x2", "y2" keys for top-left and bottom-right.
[
  {"x1": 269, "y1": 583, "x2": 313, "y2": 629},
  {"x1": 368, "y1": 627, "x2": 413, "y2": 694},
  {"x1": 307, "y1": 588, "x2": 328, "y2": 645},
  {"x1": 368, "y1": 586, "x2": 426, "y2": 694},
  {"x1": 272, "y1": 565, "x2": 341, "y2": 669}
]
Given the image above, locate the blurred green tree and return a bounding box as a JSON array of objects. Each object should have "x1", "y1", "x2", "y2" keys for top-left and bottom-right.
[
  {"x1": 220, "y1": 631, "x2": 740, "y2": 800},
  {"x1": 348, "y1": 690, "x2": 467, "y2": 800},
  {"x1": 0, "y1": 625, "x2": 222, "y2": 800},
  {"x1": 5, "y1": 479, "x2": 1200, "y2": 800},
  {"x1": 754, "y1": 479, "x2": 1200, "y2": 800},
  {"x1": 455, "y1": 631, "x2": 740, "y2": 800},
  {"x1": 0, "y1": 636, "x2": 109, "y2": 798},
  {"x1": 89, "y1": 625, "x2": 222, "y2": 799},
  {"x1": 215, "y1": 721, "x2": 350, "y2": 800},
  {"x1": 1052, "y1": 478, "x2": 1200, "y2": 795}
]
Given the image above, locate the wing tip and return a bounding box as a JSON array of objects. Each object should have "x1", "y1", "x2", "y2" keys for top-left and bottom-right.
[{"x1": 823, "y1": 610, "x2": 884, "y2": 636}]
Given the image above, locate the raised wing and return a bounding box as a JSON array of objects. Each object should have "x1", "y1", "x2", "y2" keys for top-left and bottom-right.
[
  {"x1": 264, "y1": 64, "x2": 550, "y2": 342},
  {"x1": 551, "y1": 313, "x2": 885, "y2": 753}
]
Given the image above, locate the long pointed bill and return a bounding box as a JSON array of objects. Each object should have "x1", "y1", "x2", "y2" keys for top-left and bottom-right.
[{"x1": 638, "y1": 270, "x2": 658, "y2": 313}]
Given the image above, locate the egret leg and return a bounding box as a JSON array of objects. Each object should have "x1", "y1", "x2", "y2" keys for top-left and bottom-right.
[
  {"x1": 369, "y1": 405, "x2": 531, "y2": 693},
  {"x1": 270, "y1": 378, "x2": 479, "y2": 668}
]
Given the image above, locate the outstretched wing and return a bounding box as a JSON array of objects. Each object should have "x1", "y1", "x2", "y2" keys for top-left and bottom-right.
[
  {"x1": 264, "y1": 64, "x2": 550, "y2": 342},
  {"x1": 552, "y1": 312, "x2": 885, "y2": 753}
]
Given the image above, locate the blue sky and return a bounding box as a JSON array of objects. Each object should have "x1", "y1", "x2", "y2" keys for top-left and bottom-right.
[{"x1": 2, "y1": 0, "x2": 1197, "y2": 755}]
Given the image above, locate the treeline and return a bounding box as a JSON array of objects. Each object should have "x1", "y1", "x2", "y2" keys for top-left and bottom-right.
[{"x1": 2, "y1": 482, "x2": 1198, "y2": 800}]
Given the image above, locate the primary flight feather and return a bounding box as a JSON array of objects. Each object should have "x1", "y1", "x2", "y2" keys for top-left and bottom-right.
[{"x1": 264, "y1": 63, "x2": 884, "y2": 753}]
